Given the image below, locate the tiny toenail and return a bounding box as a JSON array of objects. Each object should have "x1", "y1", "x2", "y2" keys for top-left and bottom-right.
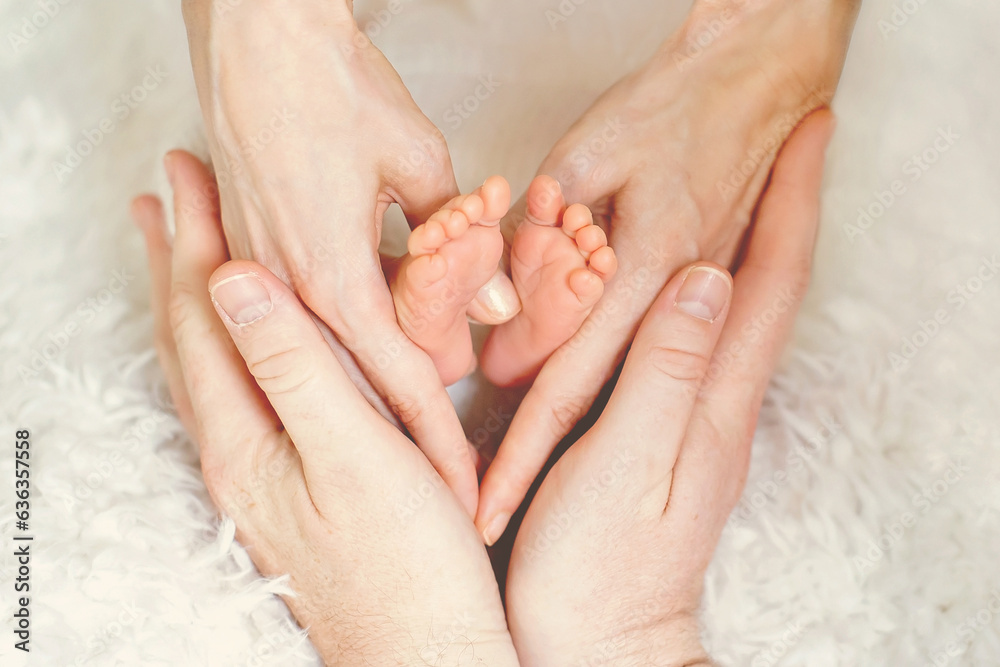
[{"x1": 674, "y1": 266, "x2": 731, "y2": 322}]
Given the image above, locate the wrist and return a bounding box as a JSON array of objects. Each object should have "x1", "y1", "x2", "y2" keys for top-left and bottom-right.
[
  {"x1": 510, "y1": 604, "x2": 709, "y2": 667},
  {"x1": 183, "y1": 0, "x2": 358, "y2": 41},
  {"x1": 294, "y1": 599, "x2": 520, "y2": 667},
  {"x1": 657, "y1": 0, "x2": 859, "y2": 112}
]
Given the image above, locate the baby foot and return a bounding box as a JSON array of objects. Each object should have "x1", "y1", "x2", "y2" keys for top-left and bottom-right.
[
  {"x1": 391, "y1": 176, "x2": 510, "y2": 386},
  {"x1": 481, "y1": 175, "x2": 617, "y2": 387}
]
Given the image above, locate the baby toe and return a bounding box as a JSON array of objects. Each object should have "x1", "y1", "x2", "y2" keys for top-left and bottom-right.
[
  {"x1": 526, "y1": 175, "x2": 565, "y2": 226},
  {"x1": 478, "y1": 176, "x2": 511, "y2": 224},
  {"x1": 568, "y1": 267, "x2": 605, "y2": 307},
  {"x1": 408, "y1": 219, "x2": 448, "y2": 256},
  {"x1": 562, "y1": 204, "x2": 592, "y2": 238},
  {"x1": 588, "y1": 245, "x2": 618, "y2": 282},
  {"x1": 576, "y1": 224, "x2": 608, "y2": 256}
]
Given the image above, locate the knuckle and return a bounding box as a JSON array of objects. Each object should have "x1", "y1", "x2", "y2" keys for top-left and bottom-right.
[
  {"x1": 785, "y1": 263, "x2": 814, "y2": 296},
  {"x1": 396, "y1": 126, "x2": 453, "y2": 181},
  {"x1": 200, "y1": 452, "x2": 238, "y2": 509},
  {"x1": 386, "y1": 392, "x2": 425, "y2": 427},
  {"x1": 646, "y1": 343, "x2": 711, "y2": 384},
  {"x1": 246, "y1": 345, "x2": 316, "y2": 397},
  {"x1": 549, "y1": 394, "x2": 594, "y2": 438},
  {"x1": 167, "y1": 285, "x2": 202, "y2": 337},
  {"x1": 201, "y1": 432, "x2": 291, "y2": 522},
  {"x1": 295, "y1": 261, "x2": 381, "y2": 322},
  {"x1": 417, "y1": 127, "x2": 450, "y2": 160},
  {"x1": 542, "y1": 141, "x2": 609, "y2": 202}
]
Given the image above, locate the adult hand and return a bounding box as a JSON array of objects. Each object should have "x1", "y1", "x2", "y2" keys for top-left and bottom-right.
[
  {"x1": 505, "y1": 111, "x2": 834, "y2": 665},
  {"x1": 180, "y1": 0, "x2": 500, "y2": 515},
  {"x1": 130, "y1": 152, "x2": 520, "y2": 665},
  {"x1": 477, "y1": 0, "x2": 859, "y2": 542}
]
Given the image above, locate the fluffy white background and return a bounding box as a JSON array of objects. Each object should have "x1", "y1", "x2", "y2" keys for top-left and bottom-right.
[{"x1": 1, "y1": 0, "x2": 998, "y2": 665}]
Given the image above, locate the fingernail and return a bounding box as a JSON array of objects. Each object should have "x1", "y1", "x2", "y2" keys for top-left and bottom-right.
[
  {"x1": 674, "y1": 266, "x2": 731, "y2": 322},
  {"x1": 211, "y1": 273, "x2": 272, "y2": 325},
  {"x1": 473, "y1": 273, "x2": 520, "y2": 322},
  {"x1": 482, "y1": 513, "x2": 510, "y2": 547}
]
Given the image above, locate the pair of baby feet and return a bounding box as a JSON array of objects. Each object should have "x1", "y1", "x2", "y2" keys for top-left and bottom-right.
[{"x1": 389, "y1": 175, "x2": 617, "y2": 388}]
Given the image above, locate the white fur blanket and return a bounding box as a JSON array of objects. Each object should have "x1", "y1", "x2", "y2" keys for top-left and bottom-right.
[{"x1": 1, "y1": 0, "x2": 998, "y2": 665}]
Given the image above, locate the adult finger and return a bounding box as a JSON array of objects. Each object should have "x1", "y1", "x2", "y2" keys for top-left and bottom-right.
[
  {"x1": 299, "y1": 237, "x2": 480, "y2": 518},
  {"x1": 668, "y1": 109, "x2": 836, "y2": 526},
  {"x1": 389, "y1": 127, "x2": 461, "y2": 229},
  {"x1": 164, "y1": 150, "x2": 279, "y2": 465},
  {"x1": 475, "y1": 110, "x2": 831, "y2": 543},
  {"x1": 209, "y1": 259, "x2": 417, "y2": 489},
  {"x1": 476, "y1": 258, "x2": 668, "y2": 544},
  {"x1": 592, "y1": 263, "x2": 733, "y2": 492},
  {"x1": 467, "y1": 268, "x2": 521, "y2": 326},
  {"x1": 131, "y1": 194, "x2": 196, "y2": 435}
]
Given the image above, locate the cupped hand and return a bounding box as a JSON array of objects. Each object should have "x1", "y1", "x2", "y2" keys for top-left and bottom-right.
[
  {"x1": 180, "y1": 0, "x2": 499, "y2": 515},
  {"x1": 477, "y1": 0, "x2": 859, "y2": 542},
  {"x1": 505, "y1": 111, "x2": 835, "y2": 665},
  {"x1": 131, "y1": 152, "x2": 520, "y2": 665}
]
